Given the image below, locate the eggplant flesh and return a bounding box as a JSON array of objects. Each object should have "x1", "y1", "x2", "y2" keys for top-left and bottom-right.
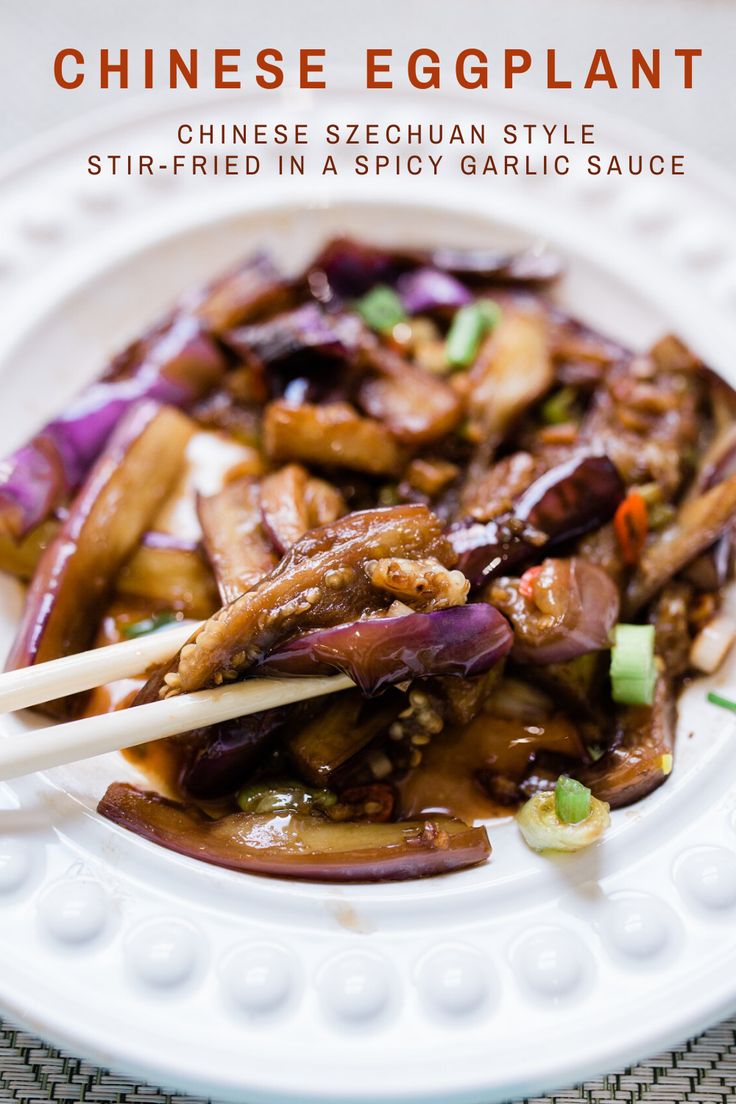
[
  {"x1": 578, "y1": 676, "x2": 675, "y2": 808},
  {"x1": 98, "y1": 782, "x2": 491, "y2": 882},
  {"x1": 626, "y1": 473, "x2": 736, "y2": 615},
  {"x1": 6, "y1": 402, "x2": 193, "y2": 678},
  {"x1": 197, "y1": 477, "x2": 277, "y2": 604},
  {"x1": 117, "y1": 540, "x2": 218, "y2": 619},
  {"x1": 138, "y1": 504, "x2": 452, "y2": 700}
]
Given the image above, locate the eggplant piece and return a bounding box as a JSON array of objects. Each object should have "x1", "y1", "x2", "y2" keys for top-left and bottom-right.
[
  {"x1": 138, "y1": 504, "x2": 453, "y2": 699},
  {"x1": 449, "y1": 454, "x2": 625, "y2": 586},
  {"x1": 117, "y1": 535, "x2": 218, "y2": 619},
  {"x1": 580, "y1": 349, "x2": 701, "y2": 500},
  {"x1": 97, "y1": 782, "x2": 490, "y2": 882},
  {"x1": 651, "y1": 582, "x2": 693, "y2": 678},
  {"x1": 192, "y1": 252, "x2": 293, "y2": 333},
  {"x1": 467, "y1": 310, "x2": 554, "y2": 439},
  {"x1": 549, "y1": 309, "x2": 630, "y2": 384},
  {"x1": 259, "y1": 464, "x2": 345, "y2": 553},
  {"x1": 0, "y1": 519, "x2": 59, "y2": 581},
  {"x1": 626, "y1": 473, "x2": 736, "y2": 615},
  {"x1": 287, "y1": 691, "x2": 401, "y2": 786},
  {"x1": 415, "y1": 245, "x2": 562, "y2": 284},
  {"x1": 458, "y1": 450, "x2": 546, "y2": 519},
  {"x1": 308, "y1": 238, "x2": 561, "y2": 301},
  {"x1": 197, "y1": 477, "x2": 277, "y2": 604},
  {"x1": 396, "y1": 268, "x2": 472, "y2": 314},
  {"x1": 490, "y1": 558, "x2": 619, "y2": 665},
  {"x1": 263, "y1": 400, "x2": 407, "y2": 477},
  {"x1": 223, "y1": 304, "x2": 363, "y2": 406},
  {"x1": 357, "y1": 341, "x2": 463, "y2": 448},
  {"x1": 260, "y1": 605, "x2": 513, "y2": 695},
  {"x1": 0, "y1": 316, "x2": 224, "y2": 539},
  {"x1": 527, "y1": 653, "x2": 605, "y2": 721},
  {"x1": 578, "y1": 676, "x2": 675, "y2": 808},
  {"x1": 308, "y1": 238, "x2": 403, "y2": 300},
  {"x1": 6, "y1": 402, "x2": 193, "y2": 676},
  {"x1": 224, "y1": 303, "x2": 361, "y2": 366},
  {"x1": 0, "y1": 522, "x2": 217, "y2": 618},
  {"x1": 180, "y1": 702, "x2": 306, "y2": 800}
]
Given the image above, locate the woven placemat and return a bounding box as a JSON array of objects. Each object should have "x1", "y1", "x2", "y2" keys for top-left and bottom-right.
[{"x1": 1, "y1": 1018, "x2": 736, "y2": 1104}]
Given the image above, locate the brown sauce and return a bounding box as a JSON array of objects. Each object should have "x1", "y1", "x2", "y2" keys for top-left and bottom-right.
[
  {"x1": 83, "y1": 600, "x2": 189, "y2": 798},
  {"x1": 396, "y1": 712, "x2": 583, "y2": 821},
  {"x1": 87, "y1": 601, "x2": 585, "y2": 825}
]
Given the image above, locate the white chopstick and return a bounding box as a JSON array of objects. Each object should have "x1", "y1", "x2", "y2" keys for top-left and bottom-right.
[
  {"x1": 0, "y1": 672, "x2": 354, "y2": 781},
  {"x1": 0, "y1": 620, "x2": 201, "y2": 714}
]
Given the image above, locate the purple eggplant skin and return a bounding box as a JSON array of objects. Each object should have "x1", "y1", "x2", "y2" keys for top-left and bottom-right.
[
  {"x1": 259, "y1": 604, "x2": 513, "y2": 695},
  {"x1": 223, "y1": 303, "x2": 362, "y2": 367},
  {"x1": 6, "y1": 401, "x2": 193, "y2": 681},
  {"x1": 180, "y1": 701, "x2": 314, "y2": 800},
  {"x1": 222, "y1": 305, "x2": 363, "y2": 405},
  {"x1": 191, "y1": 251, "x2": 292, "y2": 333},
  {"x1": 0, "y1": 315, "x2": 224, "y2": 540},
  {"x1": 449, "y1": 454, "x2": 626, "y2": 586},
  {"x1": 307, "y1": 238, "x2": 403, "y2": 300},
  {"x1": 307, "y1": 238, "x2": 562, "y2": 303},
  {"x1": 97, "y1": 782, "x2": 492, "y2": 883},
  {"x1": 396, "y1": 268, "x2": 472, "y2": 314},
  {"x1": 491, "y1": 557, "x2": 620, "y2": 665},
  {"x1": 578, "y1": 676, "x2": 675, "y2": 809}
]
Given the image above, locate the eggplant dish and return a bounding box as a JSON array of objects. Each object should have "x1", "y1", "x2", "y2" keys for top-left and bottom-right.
[{"x1": 2, "y1": 237, "x2": 735, "y2": 881}]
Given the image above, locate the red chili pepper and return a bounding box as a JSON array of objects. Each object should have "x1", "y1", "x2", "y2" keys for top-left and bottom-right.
[
  {"x1": 519, "y1": 565, "x2": 543, "y2": 599},
  {"x1": 614, "y1": 491, "x2": 649, "y2": 565}
]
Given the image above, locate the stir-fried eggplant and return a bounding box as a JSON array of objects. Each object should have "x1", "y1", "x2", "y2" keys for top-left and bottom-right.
[
  {"x1": 4, "y1": 236, "x2": 736, "y2": 883},
  {"x1": 578, "y1": 676, "x2": 675, "y2": 808},
  {"x1": 197, "y1": 477, "x2": 277, "y2": 604},
  {"x1": 98, "y1": 782, "x2": 491, "y2": 882},
  {"x1": 0, "y1": 318, "x2": 224, "y2": 540},
  {"x1": 6, "y1": 402, "x2": 192, "y2": 678},
  {"x1": 449, "y1": 454, "x2": 625, "y2": 585},
  {"x1": 260, "y1": 604, "x2": 513, "y2": 693},
  {"x1": 490, "y1": 558, "x2": 619, "y2": 665},
  {"x1": 137, "y1": 504, "x2": 454, "y2": 700},
  {"x1": 117, "y1": 535, "x2": 218, "y2": 619},
  {"x1": 626, "y1": 473, "x2": 736, "y2": 614},
  {"x1": 264, "y1": 400, "x2": 407, "y2": 476}
]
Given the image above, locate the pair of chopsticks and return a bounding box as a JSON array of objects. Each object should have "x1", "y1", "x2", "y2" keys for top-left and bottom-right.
[{"x1": 0, "y1": 623, "x2": 352, "y2": 781}]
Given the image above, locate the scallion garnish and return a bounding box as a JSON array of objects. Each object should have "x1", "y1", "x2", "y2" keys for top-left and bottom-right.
[
  {"x1": 121, "y1": 610, "x2": 178, "y2": 640},
  {"x1": 555, "y1": 775, "x2": 591, "y2": 824},
  {"x1": 610, "y1": 623, "x2": 656, "y2": 705},
  {"x1": 541, "y1": 386, "x2": 577, "y2": 426},
  {"x1": 356, "y1": 285, "x2": 406, "y2": 334},
  {"x1": 445, "y1": 299, "x2": 501, "y2": 369},
  {"x1": 707, "y1": 691, "x2": 736, "y2": 713}
]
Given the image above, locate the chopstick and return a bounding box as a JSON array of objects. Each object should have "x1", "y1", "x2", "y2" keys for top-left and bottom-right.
[
  {"x1": 0, "y1": 620, "x2": 202, "y2": 715},
  {"x1": 0, "y1": 621, "x2": 355, "y2": 780},
  {"x1": 0, "y1": 672, "x2": 354, "y2": 782}
]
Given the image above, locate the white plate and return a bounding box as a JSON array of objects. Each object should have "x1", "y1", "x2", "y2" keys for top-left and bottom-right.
[{"x1": 2, "y1": 88, "x2": 736, "y2": 1104}]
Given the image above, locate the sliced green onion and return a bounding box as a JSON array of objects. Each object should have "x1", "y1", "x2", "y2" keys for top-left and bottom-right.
[
  {"x1": 707, "y1": 691, "x2": 736, "y2": 713},
  {"x1": 121, "y1": 610, "x2": 178, "y2": 640},
  {"x1": 554, "y1": 775, "x2": 591, "y2": 824},
  {"x1": 517, "y1": 791, "x2": 610, "y2": 853},
  {"x1": 541, "y1": 386, "x2": 577, "y2": 425},
  {"x1": 236, "y1": 781, "x2": 337, "y2": 816},
  {"x1": 647, "y1": 501, "x2": 676, "y2": 531},
  {"x1": 610, "y1": 623, "x2": 656, "y2": 706},
  {"x1": 356, "y1": 285, "x2": 406, "y2": 334},
  {"x1": 377, "y1": 483, "x2": 400, "y2": 506},
  {"x1": 445, "y1": 298, "x2": 501, "y2": 369}
]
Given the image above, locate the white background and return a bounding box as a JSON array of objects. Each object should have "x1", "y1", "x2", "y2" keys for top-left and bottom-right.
[{"x1": 1, "y1": 0, "x2": 735, "y2": 170}]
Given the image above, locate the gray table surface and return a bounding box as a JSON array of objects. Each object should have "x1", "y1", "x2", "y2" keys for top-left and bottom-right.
[{"x1": 1, "y1": 1, "x2": 735, "y2": 1100}]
